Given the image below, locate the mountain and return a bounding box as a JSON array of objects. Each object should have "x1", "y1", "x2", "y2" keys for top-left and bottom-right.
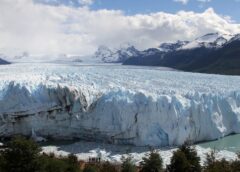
[
  {"x1": 195, "y1": 35, "x2": 240, "y2": 75},
  {"x1": 124, "y1": 33, "x2": 240, "y2": 75},
  {"x1": 0, "y1": 55, "x2": 11, "y2": 65},
  {"x1": 159, "y1": 40, "x2": 189, "y2": 52},
  {"x1": 180, "y1": 33, "x2": 233, "y2": 50},
  {"x1": 94, "y1": 45, "x2": 141, "y2": 63}
]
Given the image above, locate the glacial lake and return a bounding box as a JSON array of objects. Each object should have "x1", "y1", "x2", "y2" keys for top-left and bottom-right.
[{"x1": 198, "y1": 134, "x2": 240, "y2": 152}]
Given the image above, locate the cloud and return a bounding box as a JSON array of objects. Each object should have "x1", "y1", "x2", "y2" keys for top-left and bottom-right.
[
  {"x1": 80, "y1": 0, "x2": 94, "y2": 5},
  {"x1": 174, "y1": 0, "x2": 189, "y2": 5},
  {"x1": 0, "y1": 0, "x2": 240, "y2": 57},
  {"x1": 34, "y1": 0, "x2": 95, "y2": 7}
]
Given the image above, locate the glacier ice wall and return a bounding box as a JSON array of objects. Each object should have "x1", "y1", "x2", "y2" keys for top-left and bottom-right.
[{"x1": 0, "y1": 63, "x2": 240, "y2": 146}]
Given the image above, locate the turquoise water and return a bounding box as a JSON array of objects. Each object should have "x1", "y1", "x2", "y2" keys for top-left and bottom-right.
[{"x1": 198, "y1": 134, "x2": 240, "y2": 152}]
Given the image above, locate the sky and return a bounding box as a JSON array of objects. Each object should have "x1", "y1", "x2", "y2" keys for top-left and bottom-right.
[
  {"x1": 0, "y1": 0, "x2": 240, "y2": 56},
  {"x1": 92, "y1": 0, "x2": 240, "y2": 22}
]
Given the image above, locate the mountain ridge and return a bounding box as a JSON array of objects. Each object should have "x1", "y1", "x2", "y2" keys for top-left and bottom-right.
[
  {"x1": 0, "y1": 55, "x2": 11, "y2": 65},
  {"x1": 122, "y1": 33, "x2": 240, "y2": 75}
]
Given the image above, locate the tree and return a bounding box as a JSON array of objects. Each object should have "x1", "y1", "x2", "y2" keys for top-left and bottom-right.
[
  {"x1": 83, "y1": 165, "x2": 98, "y2": 172},
  {"x1": 121, "y1": 155, "x2": 137, "y2": 172},
  {"x1": 100, "y1": 161, "x2": 118, "y2": 172},
  {"x1": 203, "y1": 150, "x2": 231, "y2": 172},
  {"x1": 167, "y1": 149, "x2": 191, "y2": 172},
  {"x1": 140, "y1": 150, "x2": 163, "y2": 172},
  {"x1": 0, "y1": 136, "x2": 42, "y2": 172},
  {"x1": 231, "y1": 152, "x2": 240, "y2": 171},
  {"x1": 65, "y1": 154, "x2": 81, "y2": 172},
  {"x1": 39, "y1": 153, "x2": 81, "y2": 172},
  {"x1": 40, "y1": 154, "x2": 68, "y2": 172},
  {"x1": 167, "y1": 143, "x2": 201, "y2": 172}
]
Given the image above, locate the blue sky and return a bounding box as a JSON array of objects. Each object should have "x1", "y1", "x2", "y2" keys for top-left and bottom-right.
[
  {"x1": 36, "y1": 0, "x2": 240, "y2": 22},
  {"x1": 91, "y1": 0, "x2": 240, "y2": 21}
]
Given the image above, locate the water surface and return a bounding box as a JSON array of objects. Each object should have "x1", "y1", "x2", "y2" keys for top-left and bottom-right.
[{"x1": 198, "y1": 134, "x2": 240, "y2": 152}]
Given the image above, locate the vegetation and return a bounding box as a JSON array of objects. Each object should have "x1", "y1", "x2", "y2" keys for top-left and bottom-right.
[
  {"x1": 0, "y1": 136, "x2": 80, "y2": 172},
  {"x1": 83, "y1": 165, "x2": 98, "y2": 172},
  {"x1": 100, "y1": 161, "x2": 118, "y2": 172},
  {"x1": 203, "y1": 150, "x2": 240, "y2": 172},
  {"x1": 167, "y1": 142, "x2": 201, "y2": 172},
  {"x1": 1, "y1": 136, "x2": 240, "y2": 172},
  {"x1": 0, "y1": 136, "x2": 42, "y2": 172},
  {"x1": 121, "y1": 155, "x2": 137, "y2": 172},
  {"x1": 140, "y1": 150, "x2": 163, "y2": 172}
]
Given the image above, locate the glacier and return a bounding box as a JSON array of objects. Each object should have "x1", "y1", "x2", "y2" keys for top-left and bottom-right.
[{"x1": 0, "y1": 63, "x2": 240, "y2": 147}]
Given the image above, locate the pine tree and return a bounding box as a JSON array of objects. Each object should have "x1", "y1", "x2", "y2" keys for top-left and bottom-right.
[
  {"x1": 0, "y1": 136, "x2": 42, "y2": 172},
  {"x1": 167, "y1": 143, "x2": 201, "y2": 172},
  {"x1": 203, "y1": 150, "x2": 232, "y2": 172},
  {"x1": 121, "y1": 155, "x2": 137, "y2": 172},
  {"x1": 140, "y1": 150, "x2": 163, "y2": 172}
]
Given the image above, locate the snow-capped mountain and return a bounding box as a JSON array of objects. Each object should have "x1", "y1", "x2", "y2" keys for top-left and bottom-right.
[
  {"x1": 226, "y1": 33, "x2": 240, "y2": 44},
  {"x1": 156, "y1": 33, "x2": 233, "y2": 52},
  {"x1": 123, "y1": 33, "x2": 240, "y2": 75},
  {"x1": 159, "y1": 40, "x2": 189, "y2": 52},
  {"x1": 13, "y1": 51, "x2": 30, "y2": 60},
  {"x1": 0, "y1": 54, "x2": 11, "y2": 65},
  {"x1": 180, "y1": 33, "x2": 233, "y2": 50},
  {"x1": 94, "y1": 45, "x2": 141, "y2": 63},
  {"x1": 94, "y1": 33, "x2": 234, "y2": 64}
]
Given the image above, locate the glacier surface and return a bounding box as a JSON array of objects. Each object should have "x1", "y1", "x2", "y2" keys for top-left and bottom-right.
[{"x1": 0, "y1": 63, "x2": 240, "y2": 146}]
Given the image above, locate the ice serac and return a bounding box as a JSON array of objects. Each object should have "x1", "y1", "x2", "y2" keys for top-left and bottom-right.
[{"x1": 0, "y1": 63, "x2": 240, "y2": 147}]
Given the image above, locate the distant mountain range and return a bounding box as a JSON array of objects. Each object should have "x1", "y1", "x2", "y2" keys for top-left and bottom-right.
[
  {"x1": 0, "y1": 55, "x2": 10, "y2": 65},
  {"x1": 94, "y1": 45, "x2": 141, "y2": 63},
  {"x1": 94, "y1": 33, "x2": 240, "y2": 75},
  {"x1": 1, "y1": 32, "x2": 240, "y2": 75}
]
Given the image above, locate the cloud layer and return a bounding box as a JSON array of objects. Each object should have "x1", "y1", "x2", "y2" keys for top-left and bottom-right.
[
  {"x1": 0, "y1": 0, "x2": 240, "y2": 56},
  {"x1": 35, "y1": 0, "x2": 95, "y2": 7}
]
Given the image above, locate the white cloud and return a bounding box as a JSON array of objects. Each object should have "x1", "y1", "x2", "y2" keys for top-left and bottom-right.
[
  {"x1": 0, "y1": 0, "x2": 240, "y2": 57},
  {"x1": 79, "y1": 0, "x2": 94, "y2": 6},
  {"x1": 174, "y1": 0, "x2": 189, "y2": 5},
  {"x1": 34, "y1": 0, "x2": 95, "y2": 7}
]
